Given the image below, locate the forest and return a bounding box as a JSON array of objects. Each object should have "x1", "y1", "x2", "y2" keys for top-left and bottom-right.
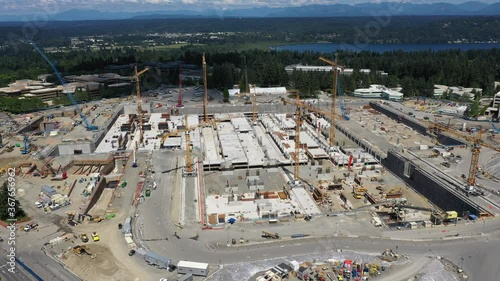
[
  {"x1": 1, "y1": 15, "x2": 500, "y2": 113},
  {"x1": 1, "y1": 45, "x2": 500, "y2": 100}
]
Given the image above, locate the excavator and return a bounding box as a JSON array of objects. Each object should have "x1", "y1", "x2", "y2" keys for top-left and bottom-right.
[{"x1": 73, "y1": 245, "x2": 96, "y2": 258}]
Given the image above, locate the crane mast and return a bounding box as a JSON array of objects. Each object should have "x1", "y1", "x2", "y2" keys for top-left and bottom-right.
[
  {"x1": 467, "y1": 130, "x2": 482, "y2": 188},
  {"x1": 319, "y1": 54, "x2": 341, "y2": 147},
  {"x1": 185, "y1": 115, "x2": 193, "y2": 174},
  {"x1": 203, "y1": 53, "x2": 209, "y2": 123},
  {"x1": 133, "y1": 66, "x2": 149, "y2": 146},
  {"x1": 294, "y1": 93, "x2": 301, "y2": 182},
  {"x1": 252, "y1": 94, "x2": 257, "y2": 124}
]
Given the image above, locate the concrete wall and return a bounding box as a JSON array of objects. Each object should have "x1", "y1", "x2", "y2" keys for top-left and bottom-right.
[
  {"x1": 383, "y1": 150, "x2": 483, "y2": 216},
  {"x1": 82, "y1": 177, "x2": 107, "y2": 215},
  {"x1": 56, "y1": 143, "x2": 94, "y2": 156},
  {"x1": 369, "y1": 102, "x2": 428, "y2": 135}
]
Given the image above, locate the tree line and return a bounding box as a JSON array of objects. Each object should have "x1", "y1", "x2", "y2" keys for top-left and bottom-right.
[{"x1": 1, "y1": 44, "x2": 500, "y2": 112}]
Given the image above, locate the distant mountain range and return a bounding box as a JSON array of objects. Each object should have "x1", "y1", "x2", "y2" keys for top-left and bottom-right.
[{"x1": 1, "y1": 1, "x2": 500, "y2": 22}]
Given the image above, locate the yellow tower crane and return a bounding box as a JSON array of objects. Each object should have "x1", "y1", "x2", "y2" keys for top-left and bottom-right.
[
  {"x1": 318, "y1": 54, "x2": 342, "y2": 147},
  {"x1": 132, "y1": 66, "x2": 149, "y2": 146},
  {"x1": 203, "y1": 53, "x2": 209, "y2": 124},
  {"x1": 427, "y1": 122, "x2": 499, "y2": 191}
]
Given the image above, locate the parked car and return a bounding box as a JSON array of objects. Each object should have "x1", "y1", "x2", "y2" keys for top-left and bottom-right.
[
  {"x1": 128, "y1": 250, "x2": 136, "y2": 256},
  {"x1": 35, "y1": 201, "x2": 43, "y2": 208},
  {"x1": 0, "y1": 237, "x2": 4, "y2": 242}
]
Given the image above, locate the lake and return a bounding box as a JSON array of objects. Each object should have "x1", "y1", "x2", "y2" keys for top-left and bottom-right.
[{"x1": 272, "y1": 43, "x2": 500, "y2": 53}]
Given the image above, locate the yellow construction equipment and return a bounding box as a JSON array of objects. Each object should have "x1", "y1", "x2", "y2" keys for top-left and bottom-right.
[
  {"x1": 73, "y1": 245, "x2": 95, "y2": 258},
  {"x1": 427, "y1": 122, "x2": 499, "y2": 190},
  {"x1": 352, "y1": 186, "x2": 366, "y2": 199},
  {"x1": 132, "y1": 66, "x2": 149, "y2": 146},
  {"x1": 318, "y1": 54, "x2": 342, "y2": 147}
]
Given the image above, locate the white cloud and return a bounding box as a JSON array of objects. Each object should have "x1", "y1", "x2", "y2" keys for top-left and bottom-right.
[{"x1": 0, "y1": 0, "x2": 498, "y2": 14}]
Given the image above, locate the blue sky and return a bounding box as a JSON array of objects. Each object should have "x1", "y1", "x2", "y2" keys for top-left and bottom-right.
[{"x1": 0, "y1": 0, "x2": 498, "y2": 14}]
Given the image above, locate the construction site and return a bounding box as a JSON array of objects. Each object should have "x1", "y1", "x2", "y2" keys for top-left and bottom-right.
[{"x1": 1, "y1": 51, "x2": 499, "y2": 281}]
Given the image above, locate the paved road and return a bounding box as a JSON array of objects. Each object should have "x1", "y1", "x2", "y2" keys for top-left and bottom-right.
[
  {"x1": 0, "y1": 250, "x2": 36, "y2": 281},
  {"x1": 131, "y1": 147, "x2": 500, "y2": 280}
]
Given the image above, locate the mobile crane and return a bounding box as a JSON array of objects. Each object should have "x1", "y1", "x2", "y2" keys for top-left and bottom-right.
[{"x1": 30, "y1": 41, "x2": 98, "y2": 131}]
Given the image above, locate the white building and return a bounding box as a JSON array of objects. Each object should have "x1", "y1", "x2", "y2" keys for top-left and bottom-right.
[
  {"x1": 434, "y1": 84, "x2": 482, "y2": 100},
  {"x1": 284, "y1": 64, "x2": 387, "y2": 76},
  {"x1": 353, "y1": 84, "x2": 403, "y2": 101},
  {"x1": 485, "y1": 91, "x2": 500, "y2": 118}
]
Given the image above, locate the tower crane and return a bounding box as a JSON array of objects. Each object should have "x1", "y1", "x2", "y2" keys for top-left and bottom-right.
[
  {"x1": 427, "y1": 122, "x2": 500, "y2": 191},
  {"x1": 30, "y1": 41, "x2": 98, "y2": 131},
  {"x1": 184, "y1": 115, "x2": 196, "y2": 177},
  {"x1": 318, "y1": 54, "x2": 343, "y2": 147},
  {"x1": 202, "y1": 53, "x2": 209, "y2": 123},
  {"x1": 132, "y1": 66, "x2": 149, "y2": 147},
  {"x1": 252, "y1": 94, "x2": 258, "y2": 125},
  {"x1": 293, "y1": 93, "x2": 302, "y2": 184}
]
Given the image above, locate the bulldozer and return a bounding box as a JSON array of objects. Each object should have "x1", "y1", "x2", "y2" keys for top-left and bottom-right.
[{"x1": 73, "y1": 245, "x2": 96, "y2": 258}]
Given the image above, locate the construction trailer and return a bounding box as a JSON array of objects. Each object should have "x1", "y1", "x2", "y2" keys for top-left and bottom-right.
[
  {"x1": 177, "y1": 261, "x2": 209, "y2": 277},
  {"x1": 41, "y1": 185, "x2": 57, "y2": 197},
  {"x1": 121, "y1": 217, "x2": 132, "y2": 234},
  {"x1": 178, "y1": 273, "x2": 193, "y2": 281},
  {"x1": 144, "y1": 251, "x2": 171, "y2": 269}
]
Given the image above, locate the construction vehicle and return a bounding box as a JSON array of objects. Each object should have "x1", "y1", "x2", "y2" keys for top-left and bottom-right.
[
  {"x1": 92, "y1": 216, "x2": 104, "y2": 223},
  {"x1": 73, "y1": 245, "x2": 96, "y2": 258},
  {"x1": 31, "y1": 41, "x2": 98, "y2": 131},
  {"x1": 431, "y1": 210, "x2": 458, "y2": 225},
  {"x1": 261, "y1": 231, "x2": 280, "y2": 239},
  {"x1": 67, "y1": 212, "x2": 76, "y2": 222},
  {"x1": 352, "y1": 186, "x2": 366, "y2": 199},
  {"x1": 23, "y1": 221, "x2": 38, "y2": 232},
  {"x1": 80, "y1": 233, "x2": 89, "y2": 243},
  {"x1": 91, "y1": 232, "x2": 100, "y2": 242},
  {"x1": 378, "y1": 248, "x2": 400, "y2": 262}
]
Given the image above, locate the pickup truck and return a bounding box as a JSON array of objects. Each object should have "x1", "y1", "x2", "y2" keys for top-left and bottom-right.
[{"x1": 24, "y1": 222, "x2": 38, "y2": 232}]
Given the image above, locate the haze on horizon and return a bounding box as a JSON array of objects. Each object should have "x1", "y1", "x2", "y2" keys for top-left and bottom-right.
[{"x1": 1, "y1": 0, "x2": 499, "y2": 15}]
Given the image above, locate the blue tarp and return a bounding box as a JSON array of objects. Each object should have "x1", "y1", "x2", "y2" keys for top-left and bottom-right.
[
  {"x1": 227, "y1": 218, "x2": 236, "y2": 224},
  {"x1": 469, "y1": 214, "x2": 478, "y2": 220}
]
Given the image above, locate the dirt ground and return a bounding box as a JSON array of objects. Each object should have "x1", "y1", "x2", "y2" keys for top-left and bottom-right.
[{"x1": 60, "y1": 243, "x2": 133, "y2": 281}]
